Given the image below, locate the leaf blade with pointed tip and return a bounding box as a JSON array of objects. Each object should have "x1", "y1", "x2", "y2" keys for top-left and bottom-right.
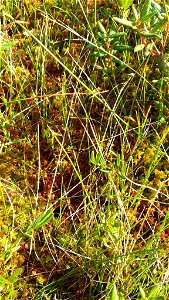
[
  {"x1": 97, "y1": 21, "x2": 107, "y2": 34},
  {"x1": 113, "y1": 17, "x2": 137, "y2": 30},
  {"x1": 32, "y1": 209, "x2": 53, "y2": 230},
  {"x1": 110, "y1": 284, "x2": 119, "y2": 300}
]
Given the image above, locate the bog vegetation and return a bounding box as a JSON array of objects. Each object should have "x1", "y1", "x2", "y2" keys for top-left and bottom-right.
[{"x1": 0, "y1": 0, "x2": 169, "y2": 299}]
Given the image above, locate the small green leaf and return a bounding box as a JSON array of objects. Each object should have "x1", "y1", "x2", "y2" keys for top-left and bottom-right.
[
  {"x1": 145, "y1": 42, "x2": 154, "y2": 55},
  {"x1": 117, "y1": 0, "x2": 133, "y2": 10},
  {"x1": 97, "y1": 32, "x2": 106, "y2": 40},
  {"x1": 140, "y1": 31, "x2": 162, "y2": 39},
  {"x1": 99, "y1": 167, "x2": 110, "y2": 173},
  {"x1": 97, "y1": 21, "x2": 107, "y2": 34},
  {"x1": 33, "y1": 209, "x2": 53, "y2": 230},
  {"x1": 0, "y1": 41, "x2": 17, "y2": 51},
  {"x1": 110, "y1": 284, "x2": 119, "y2": 300},
  {"x1": 139, "y1": 286, "x2": 146, "y2": 299},
  {"x1": 96, "y1": 153, "x2": 104, "y2": 165},
  {"x1": 134, "y1": 44, "x2": 145, "y2": 52},
  {"x1": 5, "y1": 139, "x2": 25, "y2": 146},
  {"x1": 109, "y1": 32, "x2": 127, "y2": 38},
  {"x1": 113, "y1": 45, "x2": 133, "y2": 51},
  {"x1": 140, "y1": 0, "x2": 151, "y2": 22},
  {"x1": 90, "y1": 150, "x2": 96, "y2": 164},
  {"x1": 113, "y1": 17, "x2": 137, "y2": 30},
  {"x1": 8, "y1": 268, "x2": 22, "y2": 284}
]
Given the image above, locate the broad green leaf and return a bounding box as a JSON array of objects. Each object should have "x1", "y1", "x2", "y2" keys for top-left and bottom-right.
[
  {"x1": 110, "y1": 284, "x2": 119, "y2": 300},
  {"x1": 140, "y1": 0, "x2": 151, "y2": 22},
  {"x1": 134, "y1": 44, "x2": 145, "y2": 52},
  {"x1": 0, "y1": 41, "x2": 17, "y2": 51},
  {"x1": 32, "y1": 209, "x2": 53, "y2": 230},
  {"x1": 113, "y1": 17, "x2": 137, "y2": 30},
  {"x1": 117, "y1": 0, "x2": 133, "y2": 10}
]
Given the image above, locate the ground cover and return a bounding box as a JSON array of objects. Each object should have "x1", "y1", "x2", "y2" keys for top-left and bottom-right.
[{"x1": 0, "y1": 0, "x2": 169, "y2": 299}]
